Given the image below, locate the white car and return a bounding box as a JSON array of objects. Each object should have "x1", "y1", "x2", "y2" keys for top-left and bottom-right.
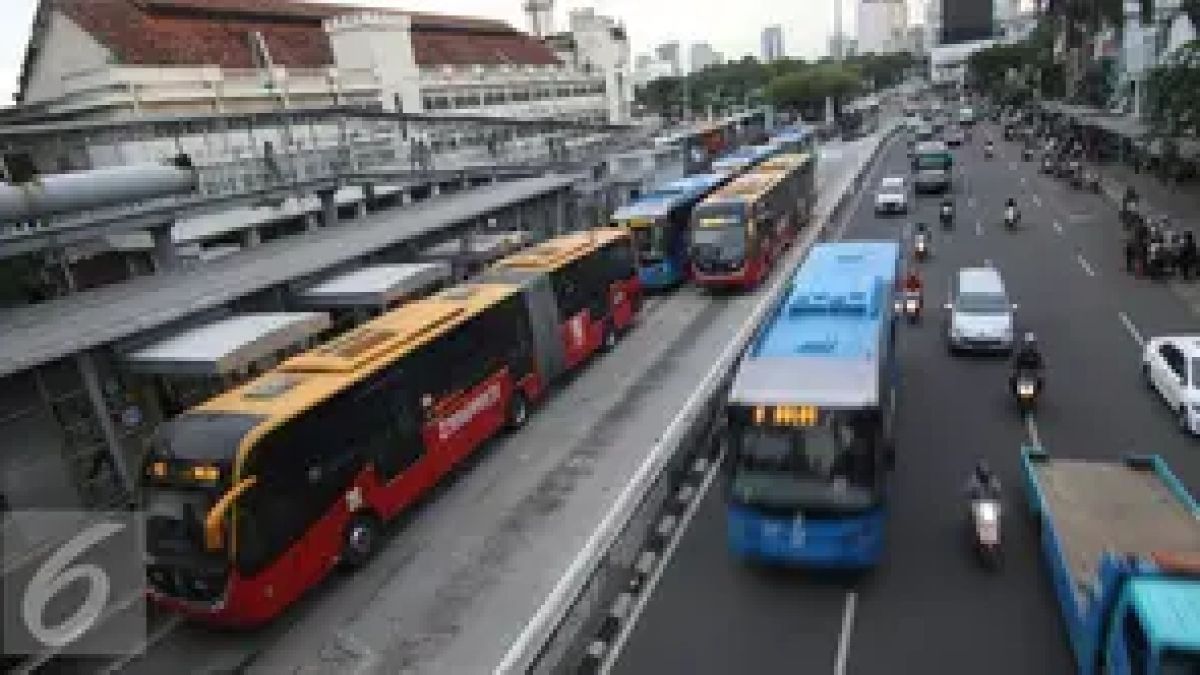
[
  {"x1": 945, "y1": 267, "x2": 1016, "y2": 354},
  {"x1": 1142, "y1": 336, "x2": 1200, "y2": 434},
  {"x1": 875, "y1": 176, "x2": 909, "y2": 215}
]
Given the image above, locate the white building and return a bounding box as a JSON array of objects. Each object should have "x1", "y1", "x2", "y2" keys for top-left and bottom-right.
[
  {"x1": 548, "y1": 8, "x2": 633, "y2": 124},
  {"x1": 690, "y1": 42, "x2": 722, "y2": 73},
  {"x1": 1116, "y1": 0, "x2": 1197, "y2": 117},
  {"x1": 634, "y1": 56, "x2": 677, "y2": 87},
  {"x1": 857, "y1": 0, "x2": 909, "y2": 55},
  {"x1": 655, "y1": 42, "x2": 683, "y2": 77},
  {"x1": 929, "y1": 39, "x2": 997, "y2": 86},
  {"x1": 924, "y1": 0, "x2": 942, "y2": 50},
  {"x1": 762, "y1": 25, "x2": 785, "y2": 62},
  {"x1": 16, "y1": 0, "x2": 628, "y2": 125}
]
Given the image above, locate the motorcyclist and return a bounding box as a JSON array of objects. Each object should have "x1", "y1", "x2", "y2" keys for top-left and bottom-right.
[
  {"x1": 1010, "y1": 332, "x2": 1044, "y2": 392},
  {"x1": 902, "y1": 269, "x2": 923, "y2": 293},
  {"x1": 940, "y1": 197, "x2": 954, "y2": 223},
  {"x1": 1004, "y1": 197, "x2": 1020, "y2": 226},
  {"x1": 966, "y1": 459, "x2": 1002, "y2": 501},
  {"x1": 1180, "y1": 231, "x2": 1198, "y2": 281},
  {"x1": 913, "y1": 222, "x2": 932, "y2": 253},
  {"x1": 984, "y1": 139, "x2": 995, "y2": 157}
]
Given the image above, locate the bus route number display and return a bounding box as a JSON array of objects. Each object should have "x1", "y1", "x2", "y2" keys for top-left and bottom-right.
[{"x1": 754, "y1": 404, "x2": 820, "y2": 427}]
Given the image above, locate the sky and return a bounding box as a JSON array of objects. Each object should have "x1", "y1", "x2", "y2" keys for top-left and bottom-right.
[{"x1": 0, "y1": 0, "x2": 925, "y2": 104}]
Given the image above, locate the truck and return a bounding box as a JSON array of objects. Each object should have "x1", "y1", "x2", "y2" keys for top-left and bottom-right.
[{"x1": 1021, "y1": 446, "x2": 1200, "y2": 674}]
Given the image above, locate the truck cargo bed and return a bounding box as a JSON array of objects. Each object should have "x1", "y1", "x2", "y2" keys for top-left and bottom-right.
[{"x1": 1033, "y1": 459, "x2": 1200, "y2": 588}]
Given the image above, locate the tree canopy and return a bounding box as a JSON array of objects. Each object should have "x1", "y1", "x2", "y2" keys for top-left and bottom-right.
[{"x1": 1145, "y1": 39, "x2": 1200, "y2": 138}]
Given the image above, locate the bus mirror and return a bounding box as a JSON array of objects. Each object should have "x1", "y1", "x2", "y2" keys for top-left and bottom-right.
[{"x1": 204, "y1": 476, "x2": 257, "y2": 552}]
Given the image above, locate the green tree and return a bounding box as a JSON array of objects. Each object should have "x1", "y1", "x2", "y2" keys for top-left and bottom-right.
[
  {"x1": 1145, "y1": 39, "x2": 1200, "y2": 138},
  {"x1": 764, "y1": 63, "x2": 863, "y2": 116}
]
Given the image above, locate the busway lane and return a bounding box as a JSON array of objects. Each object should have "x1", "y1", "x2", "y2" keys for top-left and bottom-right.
[
  {"x1": 610, "y1": 130, "x2": 912, "y2": 675},
  {"x1": 99, "y1": 139, "x2": 879, "y2": 675}
]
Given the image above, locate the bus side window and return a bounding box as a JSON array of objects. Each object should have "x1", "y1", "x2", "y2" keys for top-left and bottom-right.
[{"x1": 1123, "y1": 610, "x2": 1150, "y2": 675}]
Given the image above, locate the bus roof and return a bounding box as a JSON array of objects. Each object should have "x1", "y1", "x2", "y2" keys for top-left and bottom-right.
[
  {"x1": 489, "y1": 228, "x2": 628, "y2": 272},
  {"x1": 769, "y1": 126, "x2": 813, "y2": 143},
  {"x1": 712, "y1": 144, "x2": 776, "y2": 168},
  {"x1": 701, "y1": 157, "x2": 802, "y2": 206},
  {"x1": 730, "y1": 241, "x2": 900, "y2": 408},
  {"x1": 199, "y1": 282, "x2": 519, "y2": 422},
  {"x1": 1130, "y1": 578, "x2": 1200, "y2": 651},
  {"x1": 611, "y1": 173, "x2": 728, "y2": 222}
]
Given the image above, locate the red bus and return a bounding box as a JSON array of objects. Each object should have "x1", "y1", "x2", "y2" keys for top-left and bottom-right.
[
  {"x1": 142, "y1": 229, "x2": 639, "y2": 625},
  {"x1": 688, "y1": 153, "x2": 816, "y2": 290}
]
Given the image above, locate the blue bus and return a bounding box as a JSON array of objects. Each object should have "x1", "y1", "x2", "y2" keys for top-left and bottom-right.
[
  {"x1": 710, "y1": 143, "x2": 779, "y2": 175},
  {"x1": 725, "y1": 241, "x2": 900, "y2": 568},
  {"x1": 612, "y1": 172, "x2": 730, "y2": 290}
]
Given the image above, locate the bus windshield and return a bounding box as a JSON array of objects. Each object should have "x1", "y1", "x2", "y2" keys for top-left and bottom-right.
[
  {"x1": 730, "y1": 410, "x2": 879, "y2": 513},
  {"x1": 692, "y1": 213, "x2": 747, "y2": 263},
  {"x1": 628, "y1": 221, "x2": 669, "y2": 263}
]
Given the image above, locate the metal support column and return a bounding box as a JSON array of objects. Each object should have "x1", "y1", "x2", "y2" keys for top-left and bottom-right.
[
  {"x1": 304, "y1": 212, "x2": 320, "y2": 231},
  {"x1": 552, "y1": 189, "x2": 567, "y2": 235},
  {"x1": 319, "y1": 189, "x2": 338, "y2": 227},
  {"x1": 150, "y1": 222, "x2": 180, "y2": 272},
  {"x1": 74, "y1": 351, "x2": 133, "y2": 498},
  {"x1": 430, "y1": 183, "x2": 441, "y2": 197},
  {"x1": 242, "y1": 225, "x2": 262, "y2": 248}
]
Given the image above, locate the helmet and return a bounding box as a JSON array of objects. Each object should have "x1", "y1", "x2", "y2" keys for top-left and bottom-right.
[{"x1": 974, "y1": 459, "x2": 992, "y2": 482}]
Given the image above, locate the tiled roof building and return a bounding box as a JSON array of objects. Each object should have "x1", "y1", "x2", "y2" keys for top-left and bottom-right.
[{"x1": 15, "y1": 0, "x2": 629, "y2": 123}]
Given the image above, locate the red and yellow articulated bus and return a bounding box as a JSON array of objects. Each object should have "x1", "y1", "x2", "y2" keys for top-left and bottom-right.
[
  {"x1": 143, "y1": 229, "x2": 639, "y2": 626},
  {"x1": 688, "y1": 153, "x2": 816, "y2": 290}
]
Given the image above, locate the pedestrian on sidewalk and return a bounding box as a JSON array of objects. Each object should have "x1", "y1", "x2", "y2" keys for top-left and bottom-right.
[{"x1": 1181, "y1": 232, "x2": 1198, "y2": 281}]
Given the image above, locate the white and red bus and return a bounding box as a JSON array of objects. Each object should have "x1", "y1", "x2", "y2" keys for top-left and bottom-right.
[
  {"x1": 143, "y1": 229, "x2": 639, "y2": 625},
  {"x1": 689, "y1": 153, "x2": 816, "y2": 290}
]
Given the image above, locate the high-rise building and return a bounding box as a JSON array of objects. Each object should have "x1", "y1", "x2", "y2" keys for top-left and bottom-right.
[
  {"x1": 857, "y1": 0, "x2": 909, "y2": 55},
  {"x1": 689, "y1": 42, "x2": 721, "y2": 73},
  {"x1": 655, "y1": 41, "x2": 683, "y2": 76},
  {"x1": 761, "y1": 25, "x2": 785, "y2": 62},
  {"x1": 941, "y1": 0, "x2": 994, "y2": 45}
]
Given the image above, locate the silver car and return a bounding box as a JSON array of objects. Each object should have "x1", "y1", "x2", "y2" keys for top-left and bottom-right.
[{"x1": 945, "y1": 267, "x2": 1017, "y2": 354}]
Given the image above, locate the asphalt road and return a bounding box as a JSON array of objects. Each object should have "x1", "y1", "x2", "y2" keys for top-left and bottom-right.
[
  {"x1": 75, "y1": 136, "x2": 883, "y2": 675},
  {"x1": 611, "y1": 124, "x2": 1200, "y2": 675}
]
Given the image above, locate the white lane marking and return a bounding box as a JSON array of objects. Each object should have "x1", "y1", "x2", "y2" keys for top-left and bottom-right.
[
  {"x1": 1031, "y1": 194, "x2": 1042, "y2": 208},
  {"x1": 1052, "y1": 221, "x2": 1063, "y2": 235},
  {"x1": 1119, "y1": 311, "x2": 1145, "y2": 347},
  {"x1": 1025, "y1": 414, "x2": 1041, "y2": 449},
  {"x1": 97, "y1": 616, "x2": 183, "y2": 675},
  {"x1": 1076, "y1": 254, "x2": 1096, "y2": 277},
  {"x1": 834, "y1": 592, "x2": 858, "y2": 675},
  {"x1": 1008, "y1": 161, "x2": 1018, "y2": 171},
  {"x1": 975, "y1": 220, "x2": 983, "y2": 237},
  {"x1": 600, "y1": 445, "x2": 727, "y2": 674},
  {"x1": 968, "y1": 197, "x2": 977, "y2": 209},
  {"x1": 1020, "y1": 176, "x2": 1027, "y2": 185}
]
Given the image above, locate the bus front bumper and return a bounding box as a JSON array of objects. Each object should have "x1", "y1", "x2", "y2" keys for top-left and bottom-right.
[{"x1": 726, "y1": 505, "x2": 885, "y2": 568}]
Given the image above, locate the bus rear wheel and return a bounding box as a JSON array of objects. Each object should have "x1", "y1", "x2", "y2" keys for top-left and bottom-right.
[{"x1": 341, "y1": 513, "x2": 380, "y2": 569}]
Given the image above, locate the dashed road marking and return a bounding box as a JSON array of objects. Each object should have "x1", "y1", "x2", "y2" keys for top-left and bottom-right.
[
  {"x1": 1025, "y1": 414, "x2": 1041, "y2": 448},
  {"x1": 1119, "y1": 311, "x2": 1145, "y2": 347},
  {"x1": 975, "y1": 220, "x2": 983, "y2": 237},
  {"x1": 834, "y1": 592, "x2": 858, "y2": 675},
  {"x1": 968, "y1": 197, "x2": 977, "y2": 209},
  {"x1": 1031, "y1": 194, "x2": 1043, "y2": 208},
  {"x1": 1052, "y1": 221, "x2": 1063, "y2": 235},
  {"x1": 1076, "y1": 254, "x2": 1096, "y2": 277}
]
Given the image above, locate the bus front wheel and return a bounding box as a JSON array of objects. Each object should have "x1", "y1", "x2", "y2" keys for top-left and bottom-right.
[{"x1": 341, "y1": 513, "x2": 380, "y2": 569}]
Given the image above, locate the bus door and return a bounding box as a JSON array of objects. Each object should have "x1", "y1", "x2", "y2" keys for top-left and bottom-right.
[
  {"x1": 516, "y1": 273, "x2": 568, "y2": 383},
  {"x1": 602, "y1": 237, "x2": 640, "y2": 331}
]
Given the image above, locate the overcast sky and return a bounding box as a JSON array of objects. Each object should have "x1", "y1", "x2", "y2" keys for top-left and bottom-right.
[{"x1": 0, "y1": 0, "x2": 924, "y2": 104}]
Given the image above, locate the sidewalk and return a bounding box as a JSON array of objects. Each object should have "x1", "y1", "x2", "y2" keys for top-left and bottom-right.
[{"x1": 1095, "y1": 160, "x2": 1200, "y2": 313}]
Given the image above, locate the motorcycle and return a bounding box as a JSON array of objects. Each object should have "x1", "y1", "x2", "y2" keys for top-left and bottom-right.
[
  {"x1": 1013, "y1": 371, "x2": 1040, "y2": 413},
  {"x1": 940, "y1": 203, "x2": 955, "y2": 229},
  {"x1": 969, "y1": 496, "x2": 1003, "y2": 570},
  {"x1": 914, "y1": 233, "x2": 930, "y2": 261},
  {"x1": 984, "y1": 143, "x2": 994, "y2": 159},
  {"x1": 1004, "y1": 206, "x2": 1019, "y2": 230},
  {"x1": 1082, "y1": 169, "x2": 1100, "y2": 193},
  {"x1": 900, "y1": 289, "x2": 922, "y2": 323},
  {"x1": 1040, "y1": 157, "x2": 1054, "y2": 174},
  {"x1": 1022, "y1": 147, "x2": 1034, "y2": 162}
]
